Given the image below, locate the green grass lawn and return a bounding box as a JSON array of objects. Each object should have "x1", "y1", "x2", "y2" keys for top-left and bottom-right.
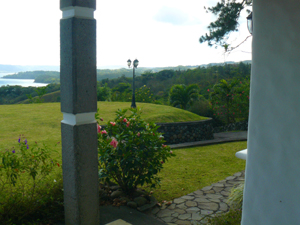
[
  {"x1": 0, "y1": 102, "x2": 207, "y2": 158},
  {"x1": 0, "y1": 102, "x2": 246, "y2": 224},
  {"x1": 149, "y1": 141, "x2": 246, "y2": 202}
]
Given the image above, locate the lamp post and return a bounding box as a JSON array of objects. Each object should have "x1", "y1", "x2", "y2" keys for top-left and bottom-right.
[
  {"x1": 127, "y1": 59, "x2": 139, "y2": 108},
  {"x1": 247, "y1": 12, "x2": 253, "y2": 34}
]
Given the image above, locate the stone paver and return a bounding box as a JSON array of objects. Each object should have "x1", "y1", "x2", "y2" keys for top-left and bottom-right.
[{"x1": 149, "y1": 171, "x2": 245, "y2": 224}]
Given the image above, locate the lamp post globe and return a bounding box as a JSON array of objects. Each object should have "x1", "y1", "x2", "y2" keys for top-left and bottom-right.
[
  {"x1": 127, "y1": 59, "x2": 132, "y2": 68},
  {"x1": 133, "y1": 59, "x2": 139, "y2": 68}
]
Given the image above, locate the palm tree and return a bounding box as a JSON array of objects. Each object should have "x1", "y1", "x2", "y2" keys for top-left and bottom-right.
[
  {"x1": 169, "y1": 84, "x2": 199, "y2": 110},
  {"x1": 210, "y1": 79, "x2": 239, "y2": 123}
]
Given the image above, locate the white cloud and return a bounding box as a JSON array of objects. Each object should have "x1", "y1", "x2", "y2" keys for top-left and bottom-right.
[
  {"x1": 0, "y1": 0, "x2": 251, "y2": 68},
  {"x1": 153, "y1": 6, "x2": 191, "y2": 26}
]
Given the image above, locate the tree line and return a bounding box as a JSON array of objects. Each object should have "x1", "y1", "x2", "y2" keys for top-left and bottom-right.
[{"x1": 0, "y1": 62, "x2": 251, "y2": 125}]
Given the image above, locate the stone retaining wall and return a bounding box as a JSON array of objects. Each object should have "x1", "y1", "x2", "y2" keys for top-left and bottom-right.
[
  {"x1": 213, "y1": 120, "x2": 248, "y2": 133},
  {"x1": 100, "y1": 119, "x2": 215, "y2": 145},
  {"x1": 157, "y1": 119, "x2": 214, "y2": 145}
]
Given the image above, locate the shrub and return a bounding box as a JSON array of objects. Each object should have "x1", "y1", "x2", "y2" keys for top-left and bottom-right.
[
  {"x1": 206, "y1": 181, "x2": 244, "y2": 225},
  {"x1": 227, "y1": 181, "x2": 244, "y2": 210},
  {"x1": 0, "y1": 136, "x2": 61, "y2": 223},
  {"x1": 206, "y1": 208, "x2": 242, "y2": 225},
  {"x1": 135, "y1": 85, "x2": 154, "y2": 103},
  {"x1": 188, "y1": 98, "x2": 213, "y2": 117},
  {"x1": 96, "y1": 108, "x2": 174, "y2": 194}
]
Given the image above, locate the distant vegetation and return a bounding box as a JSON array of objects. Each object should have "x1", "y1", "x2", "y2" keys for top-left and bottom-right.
[
  {"x1": 2, "y1": 71, "x2": 60, "y2": 83},
  {"x1": 0, "y1": 62, "x2": 251, "y2": 124},
  {"x1": 0, "y1": 83, "x2": 60, "y2": 104}
]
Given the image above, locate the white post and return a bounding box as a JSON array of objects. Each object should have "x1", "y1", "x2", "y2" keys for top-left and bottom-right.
[{"x1": 242, "y1": 0, "x2": 300, "y2": 224}]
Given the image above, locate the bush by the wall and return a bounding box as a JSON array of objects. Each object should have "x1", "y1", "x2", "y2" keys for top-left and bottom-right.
[{"x1": 96, "y1": 108, "x2": 174, "y2": 194}]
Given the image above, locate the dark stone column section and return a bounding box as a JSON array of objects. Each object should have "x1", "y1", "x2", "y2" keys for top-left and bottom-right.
[
  {"x1": 60, "y1": 18, "x2": 97, "y2": 114},
  {"x1": 61, "y1": 123, "x2": 99, "y2": 224},
  {"x1": 60, "y1": 0, "x2": 96, "y2": 9}
]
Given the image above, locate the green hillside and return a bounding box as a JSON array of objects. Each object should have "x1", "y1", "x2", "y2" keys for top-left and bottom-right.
[{"x1": 0, "y1": 102, "x2": 208, "y2": 157}]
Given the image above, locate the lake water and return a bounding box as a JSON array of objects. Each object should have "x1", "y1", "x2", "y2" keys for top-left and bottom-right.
[{"x1": 0, "y1": 72, "x2": 48, "y2": 87}]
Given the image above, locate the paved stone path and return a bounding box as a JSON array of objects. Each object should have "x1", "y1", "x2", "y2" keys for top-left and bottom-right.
[{"x1": 147, "y1": 171, "x2": 245, "y2": 225}]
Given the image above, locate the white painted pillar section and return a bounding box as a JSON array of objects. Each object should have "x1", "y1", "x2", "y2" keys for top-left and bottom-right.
[
  {"x1": 242, "y1": 0, "x2": 300, "y2": 224},
  {"x1": 61, "y1": 6, "x2": 95, "y2": 19},
  {"x1": 61, "y1": 112, "x2": 96, "y2": 126}
]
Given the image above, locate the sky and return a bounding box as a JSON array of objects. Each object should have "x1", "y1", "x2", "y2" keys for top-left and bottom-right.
[{"x1": 0, "y1": 0, "x2": 252, "y2": 69}]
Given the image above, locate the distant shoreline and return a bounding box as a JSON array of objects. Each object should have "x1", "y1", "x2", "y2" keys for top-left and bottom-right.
[{"x1": 0, "y1": 77, "x2": 48, "y2": 87}]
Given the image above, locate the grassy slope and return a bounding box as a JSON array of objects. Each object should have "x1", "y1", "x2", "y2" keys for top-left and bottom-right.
[
  {"x1": 152, "y1": 141, "x2": 246, "y2": 202},
  {"x1": 97, "y1": 102, "x2": 208, "y2": 124},
  {"x1": 19, "y1": 91, "x2": 61, "y2": 104},
  {"x1": 0, "y1": 102, "x2": 207, "y2": 158}
]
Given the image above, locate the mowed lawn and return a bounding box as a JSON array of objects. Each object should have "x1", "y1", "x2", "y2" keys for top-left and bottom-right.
[
  {"x1": 149, "y1": 141, "x2": 246, "y2": 202},
  {"x1": 0, "y1": 102, "x2": 207, "y2": 160},
  {"x1": 0, "y1": 101, "x2": 246, "y2": 205}
]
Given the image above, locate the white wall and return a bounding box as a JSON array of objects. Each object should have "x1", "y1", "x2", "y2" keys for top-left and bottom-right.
[{"x1": 242, "y1": 0, "x2": 300, "y2": 224}]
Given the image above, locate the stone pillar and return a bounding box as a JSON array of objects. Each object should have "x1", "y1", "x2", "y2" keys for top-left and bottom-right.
[
  {"x1": 60, "y1": 1, "x2": 99, "y2": 224},
  {"x1": 242, "y1": 0, "x2": 300, "y2": 224}
]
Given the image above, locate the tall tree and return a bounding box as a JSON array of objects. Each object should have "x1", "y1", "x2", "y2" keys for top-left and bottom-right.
[
  {"x1": 210, "y1": 79, "x2": 239, "y2": 123},
  {"x1": 200, "y1": 0, "x2": 252, "y2": 48},
  {"x1": 169, "y1": 84, "x2": 199, "y2": 110}
]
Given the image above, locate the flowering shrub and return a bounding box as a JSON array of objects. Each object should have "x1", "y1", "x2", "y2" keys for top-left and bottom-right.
[
  {"x1": 135, "y1": 85, "x2": 154, "y2": 103},
  {"x1": 0, "y1": 136, "x2": 58, "y2": 186},
  {"x1": 0, "y1": 136, "x2": 61, "y2": 222},
  {"x1": 96, "y1": 108, "x2": 174, "y2": 194}
]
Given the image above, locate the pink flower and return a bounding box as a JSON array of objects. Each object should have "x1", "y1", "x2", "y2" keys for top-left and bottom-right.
[
  {"x1": 207, "y1": 89, "x2": 209, "y2": 92},
  {"x1": 126, "y1": 122, "x2": 130, "y2": 127},
  {"x1": 233, "y1": 112, "x2": 235, "y2": 115},
  {"x1": 162, "y1": 144, "x2": 167, "y2": 148},
  {"x1": 123, "y1": 118, "x2": 127, "y2": 123},
  {"x1": 100, "y1": 118, "x2": 103, "y2": 121},
  {"x1": 97, "y1": 124, "x2": 101, "y2": 133},
  {"x1": 137, "y1": 132, "x2": 140, "y2": 137},
  {"x1": 170, "y1": 151, "x2": 173, "y2": 154},
  {"x1": 110, "y1": 138, "x2": 118, "y2": 148},
  {"x1": 101, "y1": 130, "x2": 107, "y2": 134},
  {"x1": 110, "y1": 122, "x2": 116, "y2": 126},
  {"x1": 161, "y1": 161, "x2": 164, "y2": 164}
]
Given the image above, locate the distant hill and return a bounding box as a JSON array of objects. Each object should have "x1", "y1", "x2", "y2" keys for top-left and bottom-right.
[
  {"x1": 0, "y1": 60, "x2": 252, "y2": 84},
  {"x1": 2, "y1": 71, "x2": 60, "y2": 83}
]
